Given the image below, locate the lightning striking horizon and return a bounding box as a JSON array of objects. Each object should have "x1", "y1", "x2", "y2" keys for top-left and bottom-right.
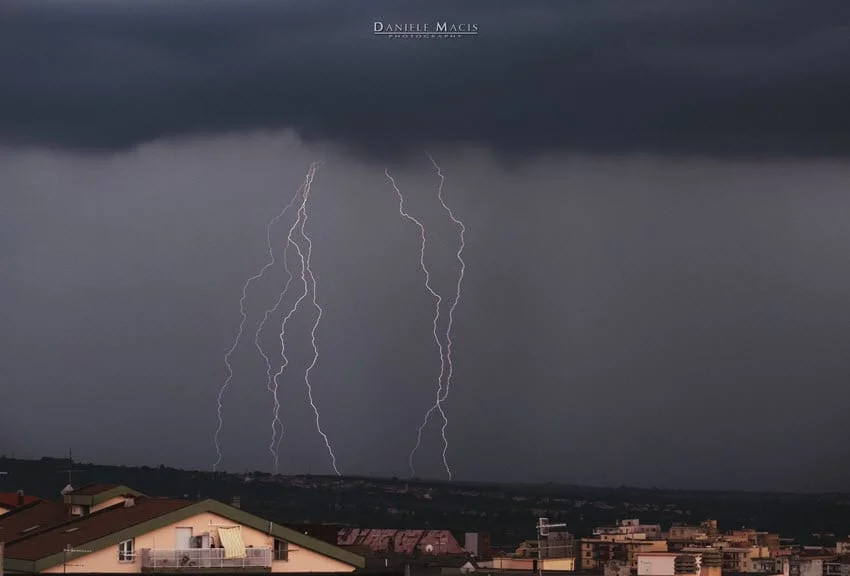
[
  {"x1": 301, "y1": 176, "x2": 341, "y2": 476},
  {"x1": 270, "y1": 162, "x2": 340, "y2": 476},
  {"x1": 254, "y1": 173, "x2": 311, "y2": 474},
  {"x1": 427, "y1": 152, "x2": 467, "y2": 476},
  {"x1": 213, "y1": 177, "x2": 303, "y2": 472},
  {"x1": 384, "y1": 167, "x2": 451, "y2": 480}
]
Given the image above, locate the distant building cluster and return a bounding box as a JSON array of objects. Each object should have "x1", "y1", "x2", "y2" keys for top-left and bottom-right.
[{"x1": 2, "y1": 484, "x2": 850, "y2": 576}]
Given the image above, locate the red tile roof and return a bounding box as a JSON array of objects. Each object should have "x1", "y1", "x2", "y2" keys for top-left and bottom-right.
[
  {"x1": 337, "y1": 529, "x2": 465, "y2": 556},
  {"x1": 4, "y1": 497, "x2": 194, "y2": 561},
  {"x1": 0, "y1": 492, "x2": 43, "y2": 508}
]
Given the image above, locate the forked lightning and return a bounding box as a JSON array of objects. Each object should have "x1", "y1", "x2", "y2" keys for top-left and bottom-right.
[
  {"x1": 385, "y1": 167, "x2": 451, "y2": 480},
  {"x1": 214, "y1": 174, "x2": 305, "y2": 472},
  {"x1": 419, "y1": 153, "x2": 467, "y2": 478},
  {"x1": 270, "y1": 162, "x2": 340, "y2": 475}
]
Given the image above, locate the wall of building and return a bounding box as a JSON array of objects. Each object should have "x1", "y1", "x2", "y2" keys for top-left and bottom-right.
[
  {"x1": 488, "y1": 557, "x2": 575, "y2": 571},
  {"x1": 91, "y1": 497, "x2": 128, "y2": 514},
  {"x1": 796, "y1": 559, "x2": 824, "y2": 576},
  {"x1": 42, "y1": 512, "x2": 355, "y2": 574},
  {"x1": 669, "y1": 527, "x2": 708, "y2": 541},
  {"x1": 637, "y1": 554, "x2": 676, "y2": 576},
  {"x1": 543, "y1": 558, "x2": 576, "y2": 571}
]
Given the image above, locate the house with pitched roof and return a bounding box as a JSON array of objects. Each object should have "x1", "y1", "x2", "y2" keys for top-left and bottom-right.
[
  {"x1": 0, "y1": 484, "x2": 364, "y2": 574},
  {"x1": 0, "y1": 492, "x2": 43, "y2": 516}
]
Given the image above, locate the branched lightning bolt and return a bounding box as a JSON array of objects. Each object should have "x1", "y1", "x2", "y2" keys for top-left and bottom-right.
[
  {"x1": 270, "y1": 162, "x2": 340, "y2": 476},
  {"x1": 301, "y1": 173, "x2": 341, "y2": 476},
  {"x1": 254, "y1": 175, "x2": 310, "y2": 474},
  {"x1": 384, "y1": 168, "x2": 450, "y2": 480},
  {"x1": 428, "y1": 152, "x2": 466, "y2": 476},
  {"x1": 214, "y1": 179, "x2": 301, "y2": 472}
]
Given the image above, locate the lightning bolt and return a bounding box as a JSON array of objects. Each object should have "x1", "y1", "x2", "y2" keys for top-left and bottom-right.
[
  {"x1": 271, "y1": 162, "x2": 340, "y2": 476},
  {"x1": 384, "y1": 168, "x2": 450, "y2": 480},
  {"x1": 254, "y1": 173, "x2": 311, "y2": 474},
  {"x1": 428, "y1": 152, "x2": 466, "y2": 476},
  {"x1": 301, "y1": 180, "x2": 341, "y2": 476},
  {"x1": 213, "y1": 177, "x2": 302, "y2": 472}
]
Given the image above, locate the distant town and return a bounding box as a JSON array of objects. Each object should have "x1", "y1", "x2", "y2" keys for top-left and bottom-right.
[{"x1": 1, "y1": 456, "x2": 849, "y2": 576}]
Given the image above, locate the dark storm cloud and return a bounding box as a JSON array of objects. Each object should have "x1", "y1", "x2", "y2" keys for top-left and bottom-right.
[{"x1": 2, "y1": 0, "x2": 850, "y2": 158}]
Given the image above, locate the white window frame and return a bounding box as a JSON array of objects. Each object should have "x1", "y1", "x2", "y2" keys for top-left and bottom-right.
[{"x1": 118, "y1": 538, "x2": 135, "y2": 563}]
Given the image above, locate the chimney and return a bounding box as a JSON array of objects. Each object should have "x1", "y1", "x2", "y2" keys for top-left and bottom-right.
[
  {"x1": 231, "y1": 496, "x2": 241, "y2": 509},
  {"x1": 124, "y1": 496, "x2": 136, "y2": 507},
  {"x1": 16, "y1": 490, "x2": 24, "y2": 507}
]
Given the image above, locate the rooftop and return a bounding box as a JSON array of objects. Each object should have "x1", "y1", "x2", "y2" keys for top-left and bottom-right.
[
  {"x1": 338, "y1": 529, "x2": 465, "y2": 556},
  {"x1": 0, "y1": 492, "x2": 42, "y2": 508},
  {"x1": 64, "y1": 483, "x2": 125, "y2": 496},
  {"x1": 0, "y1": 500, "x2": 73, "y2": 538},
  {"x1": 4, "y1": 496, "x2": 194, "y2": 561}
]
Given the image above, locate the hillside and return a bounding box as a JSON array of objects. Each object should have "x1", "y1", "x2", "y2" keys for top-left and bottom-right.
[{"x1": 1, "y1": 456, "x2": 848, "y2": 549}]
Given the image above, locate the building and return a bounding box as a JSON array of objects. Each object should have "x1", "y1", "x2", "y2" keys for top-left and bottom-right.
[
  {"x1": 481, "y1": 557, "x2": 576, "y2": 572},
  {"x1": 462, "y1": 533, "x2": 491, "y2": 560},
  {"x1": 788, "y1": 554, "x2": 837, "y2": 576},
  {"x1": 0, "y1": 493, "x2": 42, "y2": 516},
  {"x1": 0, "y1": 483, "x2": 364, "y2": 574},
  {"x1": 636, "y1": 552, "x2": 683, "y2": 576},
  {"x1": 824, "y1": 559, "x2": 850, "y2": 576},
  {"x1": 337, "y1": 530, "x2": 466, "y2": 557},
  {"x1": 593, "y1": 519, "x2": 662, "y2": 540},
  {"x1": 751, "y1": 557, "x2": 790, "y2": 575},
  {"x1": 580, "y1": 538, "x2": 668, "y2": 570},
  {"x1": 667, "y1": 521, "x2": 717, "y2": 542},
  {"x1": 540, "y1": 531, "x2": 576, "y2": 559}
]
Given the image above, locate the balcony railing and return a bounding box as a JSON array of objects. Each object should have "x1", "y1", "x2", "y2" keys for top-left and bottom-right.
[{"x1": 140, "y1": 547, "x2": 273, "y2": 570}]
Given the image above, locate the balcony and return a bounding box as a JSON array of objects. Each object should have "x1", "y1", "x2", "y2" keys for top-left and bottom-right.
[{"x1": 140, "y1": 547, "x2": 273, "y2": 571}]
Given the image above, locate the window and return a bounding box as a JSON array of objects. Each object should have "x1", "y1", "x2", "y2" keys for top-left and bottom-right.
[
  {"x1": 118, "y1": 538, "x2": 135, "y2": 562},
  {"x1": 274, "y1": 539, "x2": 289, "y2": 561}
]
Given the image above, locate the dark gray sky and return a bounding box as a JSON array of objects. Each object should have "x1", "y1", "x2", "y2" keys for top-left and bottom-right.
[{"x1": 2, "y1": 0, "x2": 850, "y2": 492}]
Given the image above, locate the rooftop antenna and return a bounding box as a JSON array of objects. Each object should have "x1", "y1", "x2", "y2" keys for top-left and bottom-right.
[
  {"x1": 58, "y1": 449, "x2": 81, "y2": 491},
  {"x1": 537, "y1": 517, "x2": 566, "y2": 576},
  {"x1": 63, "y1": 545, "x2": 92, "y2": 574}
]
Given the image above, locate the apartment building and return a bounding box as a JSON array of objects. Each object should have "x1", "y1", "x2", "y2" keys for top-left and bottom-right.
[
  {"x1": 580, "y1": 537, "x2": 668, "y2": 570},
  {"x1": 594, "y1": 519, "x2": 663, "y2": 540}
]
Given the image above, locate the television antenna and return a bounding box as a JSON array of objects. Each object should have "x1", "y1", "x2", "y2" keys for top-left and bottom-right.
[
  {"x1": 63, "y1": 545, "x2": 92, "y2": 574},
  {"x1": 537, "y1": 518, "x2": 566, "y2": 576},
  {"x1": 58, "y1": 449, "x2": 82, "y2": 490}
]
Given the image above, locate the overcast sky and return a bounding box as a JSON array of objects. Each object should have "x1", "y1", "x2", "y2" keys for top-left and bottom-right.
[{"x1": 2, "y1": 0, "x2": 850, "y2": 492}]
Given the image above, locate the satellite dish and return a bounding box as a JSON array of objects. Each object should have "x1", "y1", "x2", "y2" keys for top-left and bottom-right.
[{"x1": 425, "y1": 544, "x2": 435, "y2": 554}]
